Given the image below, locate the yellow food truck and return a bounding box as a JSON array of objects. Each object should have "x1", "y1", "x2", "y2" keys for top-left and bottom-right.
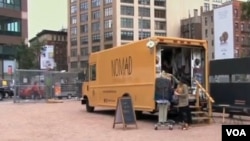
[{"x1": 82, "y1": 36, "x2": 211, "y2": 117}]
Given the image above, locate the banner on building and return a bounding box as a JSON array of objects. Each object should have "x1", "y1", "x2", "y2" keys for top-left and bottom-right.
[
  {"x1": 40, "y1": 45, "x2": 55, "y2": 70},
  {"x1": 214, "y1": 4, "x2": 234, "y2": 60}
]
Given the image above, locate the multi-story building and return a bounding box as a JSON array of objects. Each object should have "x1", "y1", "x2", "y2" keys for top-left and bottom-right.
[
  {"x1": 0, "y1": 0, "x2": 28, "y2": 79},
  {"x1": 68, "y1": 0, "x2": 205, "y2": 71},
  {"x1": 202, "y1": 0, "x2": 248, "y2": 12},
  {"x1": 29, "y1": 29, "x2": 68, "y2": 71},
  {"x1": 202, "y1": 0, "x2": 250, "y2": 60},
  {"x1": 181, "y1": 9, "x2": 202, "y2": 39}
]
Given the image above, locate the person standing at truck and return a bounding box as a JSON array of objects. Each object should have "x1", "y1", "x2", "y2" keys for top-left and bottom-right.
[{"x1": 174, "y1": 79, "x2": 192, "y2": 130}]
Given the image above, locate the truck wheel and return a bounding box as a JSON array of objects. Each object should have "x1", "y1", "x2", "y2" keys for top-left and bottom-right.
[
  {"x1": 86, "y1": 98, "x2": 94, "y2": 112},
  {"x1": 135, "y1": 111, "x2": 143, "y2": 120}
]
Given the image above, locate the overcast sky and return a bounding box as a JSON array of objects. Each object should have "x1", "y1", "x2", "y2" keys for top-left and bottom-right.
[{"x1": 28, "y1": 0, "x2": 67, "y2": 40}]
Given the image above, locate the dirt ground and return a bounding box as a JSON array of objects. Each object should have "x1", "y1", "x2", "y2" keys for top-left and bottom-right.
[{"x1": 0, "y1": 100, "x2": 248, "y2": 141}]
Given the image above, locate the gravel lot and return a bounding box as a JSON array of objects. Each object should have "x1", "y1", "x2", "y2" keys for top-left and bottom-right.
[{"x1": 0, "y1": 99, "x2": 247, "y2": 141}]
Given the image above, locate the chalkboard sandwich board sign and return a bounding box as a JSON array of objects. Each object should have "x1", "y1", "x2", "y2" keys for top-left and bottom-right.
[{"x1": 113, "y1": 96, "x2": 138, "y2": 129}]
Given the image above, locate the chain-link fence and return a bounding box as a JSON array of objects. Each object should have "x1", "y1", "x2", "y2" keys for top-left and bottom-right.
[{"x1": 13, "y1": 69, "x2": 79, "y2": 103}]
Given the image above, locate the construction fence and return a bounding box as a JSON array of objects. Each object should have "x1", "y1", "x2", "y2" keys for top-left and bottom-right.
[{"x1": 13, "y1": 69, "x2": 81, "y2": 103}]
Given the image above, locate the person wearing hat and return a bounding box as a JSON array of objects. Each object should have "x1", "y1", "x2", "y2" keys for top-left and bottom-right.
[{"x1": 174, "y1": 78, "x2": 192, "y2": 130}]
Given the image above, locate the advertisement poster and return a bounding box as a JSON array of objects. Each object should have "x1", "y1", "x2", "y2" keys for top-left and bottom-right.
[
  {"x1": 214, "y1": 4, "x2": 234, "y2": 60},
  {"x1": 3, "y1": 60, "x2": 15, "y2": 74},
  {"x1": 40, "y1": 45, "x2": 55, "y2": 69}
]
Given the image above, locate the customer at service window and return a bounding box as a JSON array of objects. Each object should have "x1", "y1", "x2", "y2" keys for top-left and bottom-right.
[{"x1": 174, "y1": 79, "x2": 192, "y2": 130}]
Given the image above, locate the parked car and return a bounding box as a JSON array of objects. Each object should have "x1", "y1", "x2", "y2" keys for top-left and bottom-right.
[
  {"x1": 0, "y1": 87, "x2": 5, "y2": 101},
  {"x1": 2, "y1": 86, "x2": 14, "y2": 97},
  {"x1": 0, "y1": 86, "x2": 14, "y2": 100}
]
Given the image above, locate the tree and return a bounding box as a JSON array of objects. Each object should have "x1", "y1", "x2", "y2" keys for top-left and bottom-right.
[
  {"x1": 241, "y1": 0, "x2": 250, "y2": 21},
  {"x1": 16, "y1": 40, "x2": 44, "y2": 69}
]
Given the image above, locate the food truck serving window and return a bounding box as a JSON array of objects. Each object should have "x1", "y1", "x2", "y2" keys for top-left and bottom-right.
[{"x1": 90, "y1": 64, "x2": 96, "y2": 81}]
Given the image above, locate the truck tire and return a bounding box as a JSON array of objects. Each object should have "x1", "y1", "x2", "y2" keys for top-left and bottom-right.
[{"x1": 86, "y1": 98, "x2": 94, "y2": 112}]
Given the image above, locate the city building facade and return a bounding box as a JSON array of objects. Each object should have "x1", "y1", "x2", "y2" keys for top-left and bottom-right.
[
  {"x1": 67, "y1": 0, "x2": 204, "y2": 71},
  {"x1": 202, "y1": 0, "x2": 250, "y2": 60},
  {"x1": 29, "y1": 29, "x2": 68, "y2": 71},
  {"x1": 181, "y1": 9, "x2": 202, "y2": 40},
  {"x1": 0, "y1": 0, "x2": 28, "y2": 79}
]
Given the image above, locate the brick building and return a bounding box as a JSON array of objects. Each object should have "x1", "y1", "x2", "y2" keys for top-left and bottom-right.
[
  {"x1": 0, "y1": 0, "x2": 28, "y2": 79},
  {"x1": 29, "y1": 29, "x2": 68, "y2": 71}
]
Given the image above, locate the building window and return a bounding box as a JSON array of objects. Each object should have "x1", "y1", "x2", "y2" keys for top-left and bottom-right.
[
  {"x1": 204, "y1": 17, "x2": 207, "y2": 26},
  {"x1": 155, "y1": 21, "x2": 166, "y2": 30},
  {"x1": 211, "y1": 16, "x2": 213, "y2": 22},
  {"x1": 121, "y1": 0, "x2": 134, "y2": 3},
  {"x1": 92, "y1": 10, "x2": 100, "y2": 19},
  {"x1": 71, "y1": 5, "x2": 77, "y2": 14},
  {"x1": 155, "y1": 0, "x2": 166, "y2": 6},
  {"x1": 104, "y1": 19, "x2": 112, "y2": 29},
  {"x1": 235, "y1": 23, "x2": 238, "y2": 30},
  {"x1": 71, "y1": 0, "x2": 76, "y2": 2},
  {"x1": 80, "y1": 13, "x2": 88, "y2": 22},
  {"x1": 139, "y1": 19, "x2": 150, "y2": 29},
  {"x1": 104, "y1": 7, "x2": 112, "y2": 17},
  {"x1": 155, "y1": 32, "x2": 166, "y2": 36},
  {"x1": 234, "y1": 9, "x2": 238, "y2": 17},
  {"x1": 205, "y1": 29, "x2": 208, "y2": 37},
  {"x1": 121, "y1": 6, "x2": 134, "y2": 16},
  {"x1": 92, "y1": 46, "x2": 100, "y2": 53},
  {"x1": 213, "y1": 0, "x2": 222, "y2": 2},
  {"x1": 212, "y1": 4, "x2": 218, "y2": 9},
  {"x1": 204, "y1": 3, "x2": 209, "y2": 12},
  {"x1": 104, "y1": 31, "x2": 113, "y2": 41},
  {"x1": 121, "y1": 18, "x2": 133, "y2": 28},
  {"x1": 92, "y1": 22, "x2": 100, "y2": 32},
  {"x1": 211, "y1": 28, "x2": 214, "y2": 34},
  {"x1": 155, "y1": 9, "x2": 166, "y2": 18},
  {"x1": 121, "y1": 31, "x2": 133, "y2": 40},
  {"x1": 80, "y1": 24, "x2": 88, "y2": 33},
  {"x1": 81, "y1": 36, "x2": 88, "y2": 45},
  {"x1": 139, "y1": 0, "x2": 150, "y2": 5},
  {"x1": 0, "y1": 0, "x2": 21, "y2": 11},
  {"x1": 139, "y1": 7, "x2": 150, "y2": 17},
  {"x1": 92, "y1": 34, "x2": 100, "y2": 42},
  {"x1": 241, "y1": 23, "x2": 244, "y2": 31},
  {"x1": 235, "y1": 36, "x2": 239, "y2": 42},
  {"x1": 71, "y1": 27, "x2": 77, "y2": 35},
  {"x1": 71, "y1": 62, "x2": 78, "y2": 68},
  {"x1": 105, "y1": 0, "x2": 112, "y2": 4},
  {"x1": 80, "y1": 1, "x2": 88, "y2": 11},
  {"x1": 104, "y1": 44, "x2": 113, "y2": 49},
  {"x1": 139, "y1": 31, "x2": 151, "y2": 39},
  {"x1": 80, "y1": 61, "x2": 88, "y2": 68},
  {"x1": 70, "y1": 38, "x2": 77, "y2": 46},
  {"x1": 71, "y1": 49, "x2": 77, "y2": 57},
  {"x1": 80, "y1": 47, "x2": 88, "y2": 56},
  {"x1": 71, "y1": 16, "x2": 77, "y2": 24},
  {"x1": 0, "y1": 17, "x2": 21, "y2": 36},
  {"x1": 211, "y1": 40, "x2": 214, "y2": 46},
  {"x1": 91, "y1": 0, "x2": 100, "y2": 7}
]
